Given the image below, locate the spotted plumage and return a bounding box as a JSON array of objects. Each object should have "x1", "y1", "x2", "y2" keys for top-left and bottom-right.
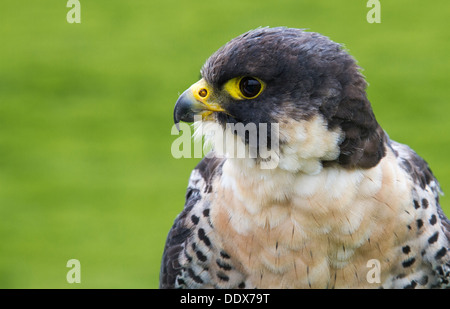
[{"x1": 160, "y1": 27, "x2": 450, "y2": 288}]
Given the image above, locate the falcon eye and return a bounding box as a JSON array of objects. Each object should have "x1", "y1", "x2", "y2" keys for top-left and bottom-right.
[
  {"x1": 223, "y1": 76, "x2": 265, "y2": 100},
  {"x1": 239, "y1": 77, "x2": 262, "y2": 99}
]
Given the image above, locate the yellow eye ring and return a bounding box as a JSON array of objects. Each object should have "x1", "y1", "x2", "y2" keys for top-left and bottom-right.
[{"x1": 224, "y1": 76, "x2": 265, "y2": 100}]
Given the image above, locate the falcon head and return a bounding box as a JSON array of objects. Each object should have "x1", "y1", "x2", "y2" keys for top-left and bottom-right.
[{"x1": 173, "y1": 27, "x2": 386, "y2": 173}]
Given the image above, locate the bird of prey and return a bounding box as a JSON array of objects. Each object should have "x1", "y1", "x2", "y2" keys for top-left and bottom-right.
[{"x1": 160, "y1": 27, "x2": 450, "y2": 289}]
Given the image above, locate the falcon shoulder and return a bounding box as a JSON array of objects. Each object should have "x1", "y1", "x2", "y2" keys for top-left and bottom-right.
[
  {"x1": 159, "y1": 154, "x2": 246, "y2": 288},
  {"x1": 389, "y1": 139, "x2": 450, "y2": 288}
]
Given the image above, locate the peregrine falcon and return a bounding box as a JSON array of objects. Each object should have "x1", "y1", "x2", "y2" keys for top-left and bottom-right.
[{"x1": 160, "y1": 27, "x2": 450, "y2": 288}]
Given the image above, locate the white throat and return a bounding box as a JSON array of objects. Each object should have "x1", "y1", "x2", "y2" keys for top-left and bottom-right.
[{"x1": 194, "y1": 115, "x2": 343, "y2": 176}]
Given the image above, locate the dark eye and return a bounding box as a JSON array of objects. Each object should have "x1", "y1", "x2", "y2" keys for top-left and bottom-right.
[{"x1": 239, "y1": 77, "x2": 262, "y2": 99}]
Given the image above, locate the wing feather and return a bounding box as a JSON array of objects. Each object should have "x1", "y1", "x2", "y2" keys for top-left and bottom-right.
[
  {"x1": 159, "y1": 155, "x2": 225, "y2": 288},
  {"x1": 390, "y1": 140, "x2": 449, "y2": 242}
]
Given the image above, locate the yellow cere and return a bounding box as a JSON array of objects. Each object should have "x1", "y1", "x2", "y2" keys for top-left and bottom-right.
[
  {"x1": 192, "y1": 79, "x2": 211, "y2": 102},
  {"x1": 191, "y1": 79, "x2": 225, "y2": 114}
]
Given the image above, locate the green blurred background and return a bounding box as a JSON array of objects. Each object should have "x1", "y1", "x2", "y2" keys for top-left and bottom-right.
[{"x1": 0, "y1": 0, "x2": 448, "y2": 288}]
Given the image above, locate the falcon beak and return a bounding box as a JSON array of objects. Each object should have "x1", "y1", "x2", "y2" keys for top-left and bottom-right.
[{"x1": 173, "y1": 79, "x2": 225, "y2": 130}]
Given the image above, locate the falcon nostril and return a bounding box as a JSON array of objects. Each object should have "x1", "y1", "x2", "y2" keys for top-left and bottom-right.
[{"x1": 198, "y1": 88, "x2": 208, "y2": 98}]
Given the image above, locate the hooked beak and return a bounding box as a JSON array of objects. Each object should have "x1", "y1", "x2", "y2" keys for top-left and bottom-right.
[{"x1": 173, "y1": 79, "x2": 225, "y2": 130}]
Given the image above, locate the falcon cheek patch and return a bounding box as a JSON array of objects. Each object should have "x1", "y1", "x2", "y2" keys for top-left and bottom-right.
[
  {"x1": 194, "y1": 119, "x2": 281, "y2": 170},
  {"x1": 276, "y1": 115, "x2": 343, "y2": 174}
]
